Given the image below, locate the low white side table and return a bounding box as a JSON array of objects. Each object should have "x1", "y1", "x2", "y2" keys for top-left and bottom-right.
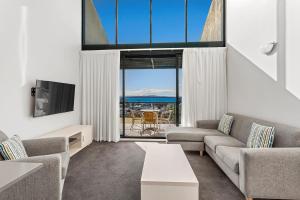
[{"x1": 40, "y1": 125, "x2": 93, "y2": 157}]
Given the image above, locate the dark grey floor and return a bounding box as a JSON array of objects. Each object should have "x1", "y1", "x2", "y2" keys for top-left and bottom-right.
[{"x1": 62, "y1": 142, "x2": 245, "y2": 200}]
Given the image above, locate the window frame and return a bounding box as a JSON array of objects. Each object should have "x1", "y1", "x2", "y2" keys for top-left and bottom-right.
[
  {"x1": 120, "y1": 50, "x2": 183, "y2": 138},
  {"x1": 82, "y1": 0, "x2": 226, "y2": 50}
]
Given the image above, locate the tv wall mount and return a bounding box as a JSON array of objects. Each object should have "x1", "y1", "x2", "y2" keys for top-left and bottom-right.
[{"x1": 31, "y1": 87, "x2": 36, "y2": 97}]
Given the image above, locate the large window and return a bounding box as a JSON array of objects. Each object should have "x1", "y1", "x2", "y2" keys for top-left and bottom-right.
[
  {"x1": 83, "y1": 0, "x2": 225, "y2": 49},
  {"x1": 120, "y1": 50, "x2": 182, "y2": 138}
]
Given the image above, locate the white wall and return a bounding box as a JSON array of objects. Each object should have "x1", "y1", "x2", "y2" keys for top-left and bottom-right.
[
  {"x1": 227, "y1": 0, "x2": 300, "y2": 127},
  {"x1": 227, "y1": 0, "x2": 278, "y2": 81},
  {"x1": 0, "y1": 0, "x2": 81, "y2": 139},
  {"x1": 286, "y1": 0, "x2": 300, "y2": 100}
]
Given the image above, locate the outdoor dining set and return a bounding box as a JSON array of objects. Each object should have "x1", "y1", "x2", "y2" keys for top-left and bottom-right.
[{"x1": 129, "y1": 109, "x2": 173, "y2": 136}]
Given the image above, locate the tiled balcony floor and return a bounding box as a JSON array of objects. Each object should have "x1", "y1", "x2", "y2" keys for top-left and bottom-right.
[{"x1": 121, "y1": 121, "x2": 176, "y2": 137}]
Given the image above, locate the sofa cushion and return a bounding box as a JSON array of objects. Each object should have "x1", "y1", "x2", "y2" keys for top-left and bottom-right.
[
  {"x1": 166, "y1": 127, "x2": 223, "y2": 142},
  {"x1": 204, "y1": 136, "x2": 245, "y2": 152},
  {"x1": 216, "y1": 146, "x2": 241, "y2": 174},
  {"x1": 228, "y1": 113, "x2": 300, "y2": 147},
  {"x1": 0, "y1": 131, "x2": 8, "y2": 160},
  {"x1": 0, "y1": 130, "x2": 8, "y2": 142},
  {"x1": 0, "y1": 130, "x2": 5, "y2": 161},
  {"x1": 60, "y1": 152, "x2": 70, "y2": 179}
]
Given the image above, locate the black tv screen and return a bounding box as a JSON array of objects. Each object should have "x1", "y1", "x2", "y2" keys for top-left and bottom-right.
[{"x1": 33, "y1": 80, "x2": 75, "y2": 117}]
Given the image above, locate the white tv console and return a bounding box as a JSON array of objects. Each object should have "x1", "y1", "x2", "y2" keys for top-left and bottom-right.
[{"x1": 40, "y1": 125, "x2": 93, "y2": 157}]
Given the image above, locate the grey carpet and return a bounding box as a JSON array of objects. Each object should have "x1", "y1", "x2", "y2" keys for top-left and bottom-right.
[{"x1": 62, "y1": 142, "x2": 245, "y2": 200}]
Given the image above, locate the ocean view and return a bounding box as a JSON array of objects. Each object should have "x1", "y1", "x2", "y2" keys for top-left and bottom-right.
[{"x1": 121, "y1": 96, "x2": 181, "y2": 103}]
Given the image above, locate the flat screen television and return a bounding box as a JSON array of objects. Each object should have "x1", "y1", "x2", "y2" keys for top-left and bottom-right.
[{"x1": 33, "y1": 80, "x2": 75, "y2": 117}]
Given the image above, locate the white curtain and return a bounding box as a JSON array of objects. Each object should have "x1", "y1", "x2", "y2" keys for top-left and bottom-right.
[
  {"x1": 80, "y1": 50, "x2": 120, "y2": 142},
  {"x1": 181, "y1": 48, "x2": 227, "y2": 127}
]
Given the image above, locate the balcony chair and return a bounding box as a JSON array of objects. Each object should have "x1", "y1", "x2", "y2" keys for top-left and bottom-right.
[
  {"x1": 158, "y1": 110, "x2": 173, "y2": 128},
  {"x1": 141, "y1": 111, "x2": 159, "y2": 136},
  {"x1": 130, "y1": 110, "x2": 142, "y2": 131}
]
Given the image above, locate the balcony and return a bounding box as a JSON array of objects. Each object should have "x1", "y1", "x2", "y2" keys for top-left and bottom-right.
[{"x1": 120, "y1": 102, "x2": 179, "y2": 137}]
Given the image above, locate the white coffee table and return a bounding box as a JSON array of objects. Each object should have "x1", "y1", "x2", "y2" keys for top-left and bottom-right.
[{"x1": 141, "y1": 144, "x2": 199, "y2": 200}]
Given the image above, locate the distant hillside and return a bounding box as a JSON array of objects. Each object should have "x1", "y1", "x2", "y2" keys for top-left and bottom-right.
[
  {"x1": 120, "y1": 96, "x2": 181, "y2": 103},
  {"x1": 125, "y1": 95, "x2": 176, "y2": 98}
]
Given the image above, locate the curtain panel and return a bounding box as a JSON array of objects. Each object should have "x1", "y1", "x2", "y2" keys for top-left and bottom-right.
[
  {"x1": 80, "y1": 51, "x2": 120, "y2": 142},
  {"x1": 181, "y1": 48, "x2": 227, "y2": 127}
]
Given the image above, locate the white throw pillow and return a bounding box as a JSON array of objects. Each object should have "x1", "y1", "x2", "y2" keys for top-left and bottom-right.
[{"x1": 218, "y1": 114, "x2": 234, "y2": 135}]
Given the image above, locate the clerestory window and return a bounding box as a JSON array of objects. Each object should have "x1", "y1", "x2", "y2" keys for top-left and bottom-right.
[{"x1": 83, "y1": 0, "x2": 225, "y2": 50}]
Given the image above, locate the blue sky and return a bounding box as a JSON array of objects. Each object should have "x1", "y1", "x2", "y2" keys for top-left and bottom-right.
[
  {"x1": 93, "y1": 0, "x2": 212, "y2": 43},
  {"x1": 123, "y1": 69, "x2": 182, "y2": 97},
  {"x1": 92, "y1": 0, "x2": 211, "y2": 96}
]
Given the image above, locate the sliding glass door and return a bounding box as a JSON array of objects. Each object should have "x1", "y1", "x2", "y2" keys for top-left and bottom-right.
[{"x1": 120, "y1": 50, "x2": 182, "y2": 138}]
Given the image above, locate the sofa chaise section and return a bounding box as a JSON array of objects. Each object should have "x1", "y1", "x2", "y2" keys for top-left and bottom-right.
[{"x1": 166, "y1": 120, "x2": 223, "y2": 156}]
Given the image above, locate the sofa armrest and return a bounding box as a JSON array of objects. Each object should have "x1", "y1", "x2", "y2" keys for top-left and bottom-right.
[
  {"x1": 22, "y1": 137, "x2": 68, "y2": 157},
  {"x1": 4, "y1": 154, "x2": 62, "y2": 200},
  {"x1": 196, "y1": 120, "x2": 219, "y2": 129},
  {"x1": 239, "y1": 148, "x2": 300, "y2": 199}
]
